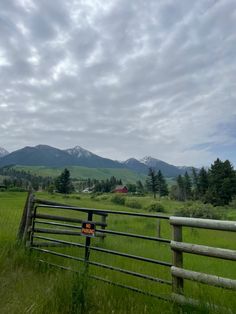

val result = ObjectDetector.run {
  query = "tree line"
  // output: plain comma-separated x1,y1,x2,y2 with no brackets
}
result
171,158,236,206
1,158,235,207
0,166,53,191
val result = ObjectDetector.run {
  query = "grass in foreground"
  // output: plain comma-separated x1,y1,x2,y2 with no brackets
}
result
0,191,236,313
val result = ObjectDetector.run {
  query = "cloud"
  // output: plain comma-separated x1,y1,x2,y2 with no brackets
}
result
0,0,236,167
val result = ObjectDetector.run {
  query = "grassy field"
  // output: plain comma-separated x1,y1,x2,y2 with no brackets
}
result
0,191,236,313
13,165,147,183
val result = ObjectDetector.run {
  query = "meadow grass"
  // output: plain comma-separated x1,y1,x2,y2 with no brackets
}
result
0,191,236,313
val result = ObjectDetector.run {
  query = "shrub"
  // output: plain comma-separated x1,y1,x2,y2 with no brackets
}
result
146,202,165,213
111,194,125,205
175,202,224,220
125,199,142,209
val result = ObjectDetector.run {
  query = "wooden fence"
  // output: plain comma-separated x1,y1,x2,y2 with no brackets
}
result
18,192,236,311
170,216,236,306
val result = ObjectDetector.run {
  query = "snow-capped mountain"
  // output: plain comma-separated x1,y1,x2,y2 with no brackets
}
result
0,144,193,177
123,156,191,177
0,147,9,158
0,144,123,169
65,145,123,168
139,156,186,177
65,146,92,158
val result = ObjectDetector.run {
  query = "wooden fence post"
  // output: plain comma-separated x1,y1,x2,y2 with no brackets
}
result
17,190,32,241
22,193,35,246
172,224,183,295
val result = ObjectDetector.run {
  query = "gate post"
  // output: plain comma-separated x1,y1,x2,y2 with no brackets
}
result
22,192,35,245
84,211,93,265
171,224,184,295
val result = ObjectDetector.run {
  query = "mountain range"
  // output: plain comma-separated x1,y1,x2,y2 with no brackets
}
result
0,145,193,177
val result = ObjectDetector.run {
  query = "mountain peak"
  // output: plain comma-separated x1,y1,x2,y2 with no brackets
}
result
123,157,139,164
66,146,93,158
140,156,161,165
0,147,9,158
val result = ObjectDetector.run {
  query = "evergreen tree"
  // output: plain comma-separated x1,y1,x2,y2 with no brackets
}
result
184,172,192,200
192,167,200,199
205,159,236,205
55,168,74,194
198,167,209,198
146,168,158,199
157,170,169,196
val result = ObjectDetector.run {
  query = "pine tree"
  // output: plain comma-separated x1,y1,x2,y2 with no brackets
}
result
184,172,192,200
157,170,169,196
205,159,236,205
198,167,209,198
192,167,200,199
55,168,74,194
146,168,158,199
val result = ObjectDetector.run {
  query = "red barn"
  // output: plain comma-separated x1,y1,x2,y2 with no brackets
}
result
113,185,128,193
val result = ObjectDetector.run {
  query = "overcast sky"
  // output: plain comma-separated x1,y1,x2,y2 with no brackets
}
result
0,0,236,166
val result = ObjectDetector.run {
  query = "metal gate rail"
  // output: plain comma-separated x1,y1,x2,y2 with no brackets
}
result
29,202,171,300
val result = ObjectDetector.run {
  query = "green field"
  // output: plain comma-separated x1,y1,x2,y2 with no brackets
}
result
1,192,236,313
14,165,147,183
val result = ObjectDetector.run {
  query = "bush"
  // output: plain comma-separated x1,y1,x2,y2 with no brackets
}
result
97,195,109,201
125,199,142,209
175,202,224,219
111,194,125,205
146,202,165,213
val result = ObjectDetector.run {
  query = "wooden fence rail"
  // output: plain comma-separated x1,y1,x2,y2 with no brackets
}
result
170,216,236,305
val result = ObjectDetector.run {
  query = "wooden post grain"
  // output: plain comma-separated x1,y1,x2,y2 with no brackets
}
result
22,193,35,245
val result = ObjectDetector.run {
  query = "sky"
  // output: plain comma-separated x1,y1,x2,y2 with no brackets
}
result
0,0,236,167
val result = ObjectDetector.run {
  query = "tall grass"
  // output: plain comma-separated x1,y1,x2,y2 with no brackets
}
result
0,191,236,313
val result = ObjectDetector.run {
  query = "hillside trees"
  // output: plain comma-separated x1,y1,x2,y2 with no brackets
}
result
173,158,236,206
146,168,168,198
0,166,53,191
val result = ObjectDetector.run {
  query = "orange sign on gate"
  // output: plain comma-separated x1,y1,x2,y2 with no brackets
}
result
81,221,96,237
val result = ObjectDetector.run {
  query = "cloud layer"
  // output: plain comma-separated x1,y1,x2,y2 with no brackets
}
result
0,0,236,166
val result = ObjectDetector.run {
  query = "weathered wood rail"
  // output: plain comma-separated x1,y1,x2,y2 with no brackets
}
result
170,216,236,307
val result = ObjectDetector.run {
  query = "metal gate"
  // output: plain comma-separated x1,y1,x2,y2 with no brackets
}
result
18,193,236,309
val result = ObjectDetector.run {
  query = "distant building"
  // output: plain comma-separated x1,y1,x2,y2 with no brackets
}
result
113,185,128,193
82,186,94,193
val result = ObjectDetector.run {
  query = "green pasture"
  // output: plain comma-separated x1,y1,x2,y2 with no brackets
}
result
14,165,147,183
0,191,236,313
